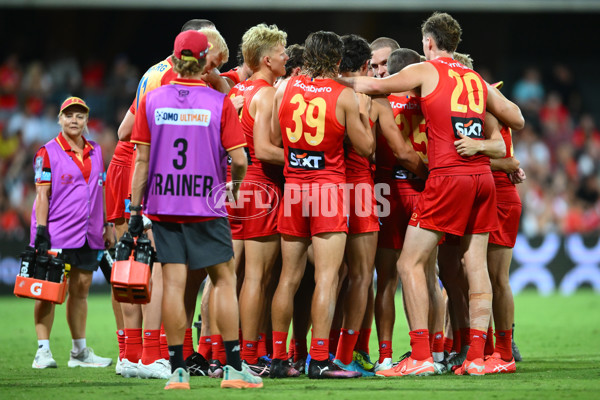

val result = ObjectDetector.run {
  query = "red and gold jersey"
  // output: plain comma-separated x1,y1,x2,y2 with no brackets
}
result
111,141,135,167
278,75,347,184
241,78,283,184
129,57,177,115
375,95,427,192
345,120,373,182
226,80,251,181
421,57,489,176
493,123,519,202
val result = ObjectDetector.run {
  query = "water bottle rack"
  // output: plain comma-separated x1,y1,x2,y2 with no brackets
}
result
111,256,152,304
14,274,68,304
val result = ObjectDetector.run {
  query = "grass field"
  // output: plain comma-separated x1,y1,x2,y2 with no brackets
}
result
1,290,599,399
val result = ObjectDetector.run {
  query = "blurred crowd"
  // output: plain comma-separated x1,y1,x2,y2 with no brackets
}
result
1,54,599,242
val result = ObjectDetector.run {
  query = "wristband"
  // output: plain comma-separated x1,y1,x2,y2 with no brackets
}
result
129,204,142,212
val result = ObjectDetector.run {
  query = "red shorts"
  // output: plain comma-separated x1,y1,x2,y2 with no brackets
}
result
278,183,347,238
105,162,131,222
489,201,522,248
347,180,379,235
231,180,281,239
410,174,498,236
377,186,420,249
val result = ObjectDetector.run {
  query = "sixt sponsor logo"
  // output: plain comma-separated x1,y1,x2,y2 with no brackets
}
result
154,107,211,126
452,116,484,139
288,147,325,170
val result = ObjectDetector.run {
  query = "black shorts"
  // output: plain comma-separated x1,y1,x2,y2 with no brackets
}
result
152,218,234,270
62,241,102,272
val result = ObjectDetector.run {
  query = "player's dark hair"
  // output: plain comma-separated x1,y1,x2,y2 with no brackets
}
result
340,34,371,73
181,19,216,32
284,44,304,78
370,37,400,52
421,12,462,53
387,48,422,75
303,31,343,78
236,42,244,67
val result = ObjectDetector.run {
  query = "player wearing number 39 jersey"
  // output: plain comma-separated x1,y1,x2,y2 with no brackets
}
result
270,31,374,380
342,12,524,377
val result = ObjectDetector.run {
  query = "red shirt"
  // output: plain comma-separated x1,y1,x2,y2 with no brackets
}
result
34,133,99,185
279,75,347,185
241,78,283,184
375,94,427,193
421,57,489,176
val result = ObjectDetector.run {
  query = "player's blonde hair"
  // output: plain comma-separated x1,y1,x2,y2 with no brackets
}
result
200,28,229,66
453,52,473,69
242,23,288,72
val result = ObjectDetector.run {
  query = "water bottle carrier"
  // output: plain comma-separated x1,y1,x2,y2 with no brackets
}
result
14,275,68,304
111,255,152,304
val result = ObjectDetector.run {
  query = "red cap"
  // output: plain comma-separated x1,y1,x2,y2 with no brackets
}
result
59,97,89,114
174,31,211,62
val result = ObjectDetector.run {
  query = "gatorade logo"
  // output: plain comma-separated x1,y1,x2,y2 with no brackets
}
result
30,282,43,296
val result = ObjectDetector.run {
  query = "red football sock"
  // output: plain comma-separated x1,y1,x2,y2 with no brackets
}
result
329,329,340,356
116,330,125,360
198,336,212,360
257,333,267,358
356,328,371,354
409,329,431,361
378,340,392,363
460,327,471,350
452,330,461,353
242,340,259,364
310,337,329,361
494,330,513,361
294,337,308,362
466,329,487,361
431,331,444,354
484,327,495,357
444,337,454,354
183,328,194,360
141,329,161,364
211,334,227,364
335,329,359,365
272,331,288,360
159,326,169,360
288,337,296,360
124,328,142,362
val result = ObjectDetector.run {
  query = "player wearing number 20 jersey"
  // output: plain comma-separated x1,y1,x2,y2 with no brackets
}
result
412,57,498,236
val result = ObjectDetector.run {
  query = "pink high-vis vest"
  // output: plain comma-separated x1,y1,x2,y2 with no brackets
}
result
30,138,104,249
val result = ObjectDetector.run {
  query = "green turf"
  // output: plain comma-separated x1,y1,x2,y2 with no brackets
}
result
1,290,599,399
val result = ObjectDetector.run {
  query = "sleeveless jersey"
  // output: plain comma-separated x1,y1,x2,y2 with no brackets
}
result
421,57,489,176
493,123,520,203
130,57,177,115
111,141,135,167
226,80,251,181
241,78,283,184
142,83,228,217
376,94,427,193
279,75,347,185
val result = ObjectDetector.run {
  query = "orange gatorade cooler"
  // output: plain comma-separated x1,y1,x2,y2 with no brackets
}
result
111,232,154,304
14,248,69,304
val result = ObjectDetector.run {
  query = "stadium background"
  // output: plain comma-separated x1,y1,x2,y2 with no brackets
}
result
1,1,600,295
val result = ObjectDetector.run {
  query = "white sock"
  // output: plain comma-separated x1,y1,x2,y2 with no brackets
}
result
432,351,444,362
38,340,50,351
72,338,87,355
